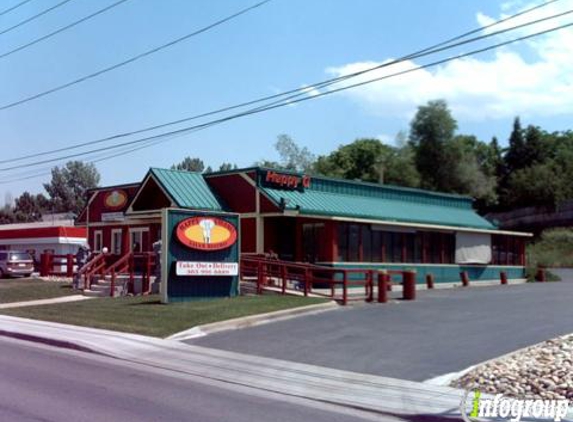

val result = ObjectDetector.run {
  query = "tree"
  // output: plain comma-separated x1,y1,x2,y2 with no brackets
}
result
504,117,529,173
43,161,100,215
409,99,458,191
275,134,315,173
449,135,497,208
218,162,238,172
171,157,205,172
314,138,420,187
0,204,14,224
13,192,49,222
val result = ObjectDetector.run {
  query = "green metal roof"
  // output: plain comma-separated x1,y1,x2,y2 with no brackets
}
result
150,168,223,211
260,185,496,230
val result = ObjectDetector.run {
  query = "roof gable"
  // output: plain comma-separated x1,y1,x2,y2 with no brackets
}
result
129,168,223,213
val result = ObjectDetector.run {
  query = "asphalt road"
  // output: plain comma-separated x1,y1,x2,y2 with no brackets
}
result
191,281,573,381
0,337,392,422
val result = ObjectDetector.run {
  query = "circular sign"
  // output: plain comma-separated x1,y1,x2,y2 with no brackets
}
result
104,190,128,210
176,217,237,251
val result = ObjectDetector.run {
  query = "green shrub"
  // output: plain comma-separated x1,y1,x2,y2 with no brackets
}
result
527,228,573,268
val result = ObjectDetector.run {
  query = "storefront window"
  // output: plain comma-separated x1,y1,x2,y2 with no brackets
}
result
361,226,372,262
348,224,360,261
337,224,348,262
335,223,457,264
492,235,524,265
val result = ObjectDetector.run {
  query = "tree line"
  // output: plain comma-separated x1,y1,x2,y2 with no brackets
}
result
3,98,569,223
0,161,100,223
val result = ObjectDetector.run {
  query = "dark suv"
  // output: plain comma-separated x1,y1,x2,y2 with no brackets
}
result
0,251,34,278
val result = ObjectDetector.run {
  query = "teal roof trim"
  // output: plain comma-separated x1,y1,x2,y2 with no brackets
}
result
261,187,496,230
149,168,223,211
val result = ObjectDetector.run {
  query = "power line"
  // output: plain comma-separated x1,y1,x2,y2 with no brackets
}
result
2,20,572,178
0,132,190,184
0,0,131,60
0,0,35,17
0,0,566,166
0,0,75,36
0,0,273,111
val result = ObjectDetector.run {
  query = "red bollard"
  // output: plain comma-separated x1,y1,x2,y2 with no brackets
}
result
460,271,470,287
535,268,546,282
402,270,416,300
378,271,388,303
366,270,374,302
500,271,508,285
39,253,50,276
426,273,434,289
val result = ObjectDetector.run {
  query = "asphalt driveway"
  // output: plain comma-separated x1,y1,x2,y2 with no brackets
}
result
189,281,573,381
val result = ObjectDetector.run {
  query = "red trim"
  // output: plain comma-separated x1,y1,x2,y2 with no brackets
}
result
0,226,86,240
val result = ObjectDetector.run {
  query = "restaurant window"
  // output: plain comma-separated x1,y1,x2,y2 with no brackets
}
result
93,230,103,252
111,229,122,255
385,232,402,263
414,232,423,263
492,235,524,266
348,224,360,262
337,223,348,261
372,229,382,262
361,225,372,262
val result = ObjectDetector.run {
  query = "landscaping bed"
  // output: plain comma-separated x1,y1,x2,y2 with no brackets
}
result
0,278,75,304
0,294,330,338
452,334,573,400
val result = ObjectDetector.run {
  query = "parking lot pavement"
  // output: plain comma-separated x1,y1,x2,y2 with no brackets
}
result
188,281,573,381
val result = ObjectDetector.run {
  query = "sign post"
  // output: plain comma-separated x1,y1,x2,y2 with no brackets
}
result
161,208,240,303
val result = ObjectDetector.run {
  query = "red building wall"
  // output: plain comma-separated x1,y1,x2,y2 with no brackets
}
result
205,174,256,213
77,185,139,224
240,218,256,254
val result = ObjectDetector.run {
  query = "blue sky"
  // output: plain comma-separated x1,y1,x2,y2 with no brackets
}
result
1,0,572,201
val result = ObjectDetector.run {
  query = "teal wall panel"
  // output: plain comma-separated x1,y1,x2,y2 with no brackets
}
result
326,262,525,284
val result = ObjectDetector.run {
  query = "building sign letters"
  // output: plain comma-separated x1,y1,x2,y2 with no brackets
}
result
265,170,311,189
175,261,239,276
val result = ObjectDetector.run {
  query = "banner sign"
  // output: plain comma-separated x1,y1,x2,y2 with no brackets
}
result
176,262,239,276
101,212,125,222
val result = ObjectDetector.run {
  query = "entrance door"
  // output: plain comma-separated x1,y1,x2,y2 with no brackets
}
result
302,223,325,263
130,228,149,252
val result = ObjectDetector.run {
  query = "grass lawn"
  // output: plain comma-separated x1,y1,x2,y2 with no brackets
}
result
0,278,75,304
0,294,330,338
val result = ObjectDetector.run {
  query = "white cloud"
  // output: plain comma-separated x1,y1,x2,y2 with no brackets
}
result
326,1,573,122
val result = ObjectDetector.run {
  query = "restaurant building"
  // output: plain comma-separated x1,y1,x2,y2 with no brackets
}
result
76,167,531,284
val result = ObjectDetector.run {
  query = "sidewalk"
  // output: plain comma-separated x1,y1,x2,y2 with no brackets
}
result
0,295,92,309
0,314,467,419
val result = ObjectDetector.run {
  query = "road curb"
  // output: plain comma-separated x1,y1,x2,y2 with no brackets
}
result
424,331,573,387
166,301,339,341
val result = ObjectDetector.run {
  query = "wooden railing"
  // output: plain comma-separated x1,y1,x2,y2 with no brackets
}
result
240,256,422,304
103,251,155,297
240,256,374,305
80,253,107,290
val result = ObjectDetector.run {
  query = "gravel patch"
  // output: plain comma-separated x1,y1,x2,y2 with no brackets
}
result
452,334,573,400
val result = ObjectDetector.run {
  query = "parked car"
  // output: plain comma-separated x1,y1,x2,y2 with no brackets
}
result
0,251,34,278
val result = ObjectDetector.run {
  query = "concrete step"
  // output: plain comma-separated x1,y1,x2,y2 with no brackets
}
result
91,284,114,292
83,285,125,297
82,289,106,298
